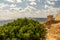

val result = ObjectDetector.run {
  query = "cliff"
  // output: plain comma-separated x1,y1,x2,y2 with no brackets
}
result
45,14,60,40
55,13,60,21
46,23,60,40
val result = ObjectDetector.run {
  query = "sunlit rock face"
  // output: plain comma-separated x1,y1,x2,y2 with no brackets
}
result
46,23,60,40
45,14,60,40
55,13,60,21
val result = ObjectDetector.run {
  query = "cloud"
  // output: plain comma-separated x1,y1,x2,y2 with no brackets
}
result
0,0,59,20
10,7,22,11
0,3,8,9
10,4,16,8
45,0,59,6
16,0,22,2
0,10,23,20
46,0,55,5
30,2,36,5
28,0,36,2
7,0,22,3
0,3,19,11
7,0,14,2
20,6,41,18
0,6,41,20
48,0,58,1
45,4,49,9
0,5,60,20
44,4,60,17
9,4,22,11
22,6,38,12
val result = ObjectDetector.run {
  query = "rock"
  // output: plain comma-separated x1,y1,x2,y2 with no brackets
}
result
46,23,60,40
45,13,60,40
55,13,60,21
41,14,60,40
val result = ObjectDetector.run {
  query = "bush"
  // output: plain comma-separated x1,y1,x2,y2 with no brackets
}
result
0,18,46,40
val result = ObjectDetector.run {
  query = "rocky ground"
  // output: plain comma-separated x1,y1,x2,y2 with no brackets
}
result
46,23,60,40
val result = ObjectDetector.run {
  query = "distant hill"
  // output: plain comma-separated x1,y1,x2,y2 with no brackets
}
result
0,20,13,26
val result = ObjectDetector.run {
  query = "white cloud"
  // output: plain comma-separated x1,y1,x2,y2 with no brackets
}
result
0,10,23,20
7,0,14,2
21,6,41,18
46,0,56,5
30,2,37,5
10,4,16,8
44,4,60,17
23,6,38,12
0,6,41,20
16,0,22,2
45,5,49,9
0,0,59,20
9,4,22,11
7,0,22,3
0,3,20,10
28,0,36,2
49,0,58,1
0,5,59,20
0,3,8,9
0,1,59,20
0,5,60,20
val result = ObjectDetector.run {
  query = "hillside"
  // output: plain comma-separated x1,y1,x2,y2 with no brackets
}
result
55,13,60,21
45,13,60,40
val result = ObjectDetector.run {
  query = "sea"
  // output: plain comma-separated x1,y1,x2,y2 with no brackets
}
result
0,18,46,26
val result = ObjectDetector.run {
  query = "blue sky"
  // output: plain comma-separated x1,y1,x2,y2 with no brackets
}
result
0,0,60,20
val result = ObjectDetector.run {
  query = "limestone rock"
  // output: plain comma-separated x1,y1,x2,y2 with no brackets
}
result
55,13,60,21
46,13,60,40
46,23,60,40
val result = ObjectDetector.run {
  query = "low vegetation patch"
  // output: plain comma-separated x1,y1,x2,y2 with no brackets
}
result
0,18,46,40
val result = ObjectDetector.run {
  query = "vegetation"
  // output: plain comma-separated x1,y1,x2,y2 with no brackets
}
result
0,18,46,40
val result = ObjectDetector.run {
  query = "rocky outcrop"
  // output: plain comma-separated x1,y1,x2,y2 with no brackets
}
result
46,23,60,40
55,13,60,21
45,14,60,40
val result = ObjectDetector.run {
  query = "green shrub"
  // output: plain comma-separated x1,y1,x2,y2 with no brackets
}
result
0,18,46,40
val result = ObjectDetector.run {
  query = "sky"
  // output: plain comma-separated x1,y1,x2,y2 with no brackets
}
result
0,0,60,20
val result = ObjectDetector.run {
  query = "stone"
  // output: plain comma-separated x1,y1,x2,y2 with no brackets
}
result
55,13,60,21
45,13,60,40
